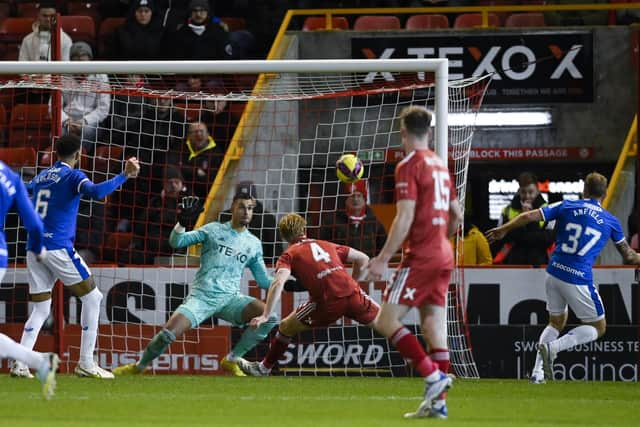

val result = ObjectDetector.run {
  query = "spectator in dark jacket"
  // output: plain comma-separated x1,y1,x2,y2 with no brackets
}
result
165,0,232,60
109,0,166,60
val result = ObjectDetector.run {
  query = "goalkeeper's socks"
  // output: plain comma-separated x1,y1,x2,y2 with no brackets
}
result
232,314,278,358
391,327,437,377
262,330,292,370
138,328,176,370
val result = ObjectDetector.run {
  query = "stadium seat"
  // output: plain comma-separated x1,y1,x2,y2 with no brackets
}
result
0,147,37,168
9,104,51,150
353,15,401,31
0,3,10,22
302,16,350,31
454,13,501,28
220,17,246,32
102,232,134,262
504,13,546,27
405,14,450,30
0,18,35,60
0,103,7,143
98,17,125,58
16,2,40,19
59,15,96,47
66,2,101,27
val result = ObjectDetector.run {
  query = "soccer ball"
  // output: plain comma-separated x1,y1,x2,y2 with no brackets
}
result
335,154,364,184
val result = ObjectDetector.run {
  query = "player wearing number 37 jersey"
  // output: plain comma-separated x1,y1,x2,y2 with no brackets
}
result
486,172,640,384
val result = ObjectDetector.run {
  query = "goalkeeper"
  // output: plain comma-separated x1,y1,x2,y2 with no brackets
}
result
113,192,278,376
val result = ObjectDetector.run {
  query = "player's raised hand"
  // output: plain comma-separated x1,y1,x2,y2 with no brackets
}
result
124,157,141,178
177,196,204,228
485,226,506,243
249,315,268,330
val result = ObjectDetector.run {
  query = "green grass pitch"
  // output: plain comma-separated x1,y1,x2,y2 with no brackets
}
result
0,376,638,427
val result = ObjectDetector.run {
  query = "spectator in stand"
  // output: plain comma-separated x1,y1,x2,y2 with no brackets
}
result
319,180,387,258
108,0,166,60
58,42,110,154
130,165,190,264
165,0,233,60
219,181,282,264
493,172,555,266
452,216,492,266
166,121,226,199
19,1,72,61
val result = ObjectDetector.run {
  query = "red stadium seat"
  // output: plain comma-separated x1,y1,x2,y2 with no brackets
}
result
302,16,350,31
0,17,35,60
405,14,450,30
102,231,134,262
0,3,10,22
98,17,125,58
59,15,96,47
504,13,547,27
220,17,246,32
16,2,40,19
66,2,101,27
454,13,501,28
9,104,51,150
0,147,37,168
93,144,123,174
353,15,401,31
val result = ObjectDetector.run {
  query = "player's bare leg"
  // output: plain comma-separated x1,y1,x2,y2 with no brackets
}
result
237,313,308,376
69,279,113,379
223,299,278,377
114,312,191,375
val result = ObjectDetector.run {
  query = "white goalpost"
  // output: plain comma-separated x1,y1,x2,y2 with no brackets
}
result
0,59,490,378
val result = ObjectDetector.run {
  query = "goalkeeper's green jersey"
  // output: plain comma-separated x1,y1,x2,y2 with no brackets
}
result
169,221,272,296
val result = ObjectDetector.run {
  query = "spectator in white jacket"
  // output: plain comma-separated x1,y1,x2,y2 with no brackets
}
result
19,1,72,61
59,42,110,154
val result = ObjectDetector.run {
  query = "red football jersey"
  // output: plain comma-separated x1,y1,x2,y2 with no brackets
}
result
394,149,456,269
276,238,359,302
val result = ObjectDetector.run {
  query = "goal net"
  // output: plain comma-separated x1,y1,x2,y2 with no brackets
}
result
0,60,490,378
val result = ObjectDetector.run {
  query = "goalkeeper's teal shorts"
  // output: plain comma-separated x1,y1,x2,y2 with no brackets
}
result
175,290,256,328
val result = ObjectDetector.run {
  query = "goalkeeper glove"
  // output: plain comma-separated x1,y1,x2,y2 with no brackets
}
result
284,279,306,292
177,196,204,229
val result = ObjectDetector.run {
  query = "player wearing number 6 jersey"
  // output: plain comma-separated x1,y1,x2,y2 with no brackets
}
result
11,135,140,379
235,213,379,376
366,106,461,419
486,172,640,384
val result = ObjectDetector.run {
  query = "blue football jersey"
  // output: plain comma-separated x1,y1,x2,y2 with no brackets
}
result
29,161,88,250
541,199,624,285
0,161,44,267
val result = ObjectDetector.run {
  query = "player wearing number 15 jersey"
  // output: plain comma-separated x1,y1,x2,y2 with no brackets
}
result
367,106,461,419
486,172,640,384
235,213,379,377
11,135,140,379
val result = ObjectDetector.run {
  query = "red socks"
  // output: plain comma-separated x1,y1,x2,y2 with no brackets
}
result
430,348,450,374
390,327,438,377
262,331,292,370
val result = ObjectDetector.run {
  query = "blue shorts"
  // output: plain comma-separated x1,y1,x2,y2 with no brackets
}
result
175,290,256,328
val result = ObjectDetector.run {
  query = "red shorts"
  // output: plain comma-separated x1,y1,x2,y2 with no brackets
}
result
383,265,452,307
295,289,380,327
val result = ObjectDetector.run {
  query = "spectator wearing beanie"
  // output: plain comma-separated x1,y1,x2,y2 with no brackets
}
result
164,0,232,60
108,0,166,60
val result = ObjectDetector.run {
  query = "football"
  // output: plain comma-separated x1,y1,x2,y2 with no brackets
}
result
335,154,364,184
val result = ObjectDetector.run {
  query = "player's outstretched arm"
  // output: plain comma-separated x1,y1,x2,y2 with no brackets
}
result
251,268,291,329
486,209,543,244
80,157,140,200
615,240,640,265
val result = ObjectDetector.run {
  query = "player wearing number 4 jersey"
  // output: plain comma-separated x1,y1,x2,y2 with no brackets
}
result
235,213,379,377
11,135,140,379
487,172,640,384
367,106,461,419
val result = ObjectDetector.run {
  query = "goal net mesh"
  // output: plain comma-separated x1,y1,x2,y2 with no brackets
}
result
0,68,491,378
